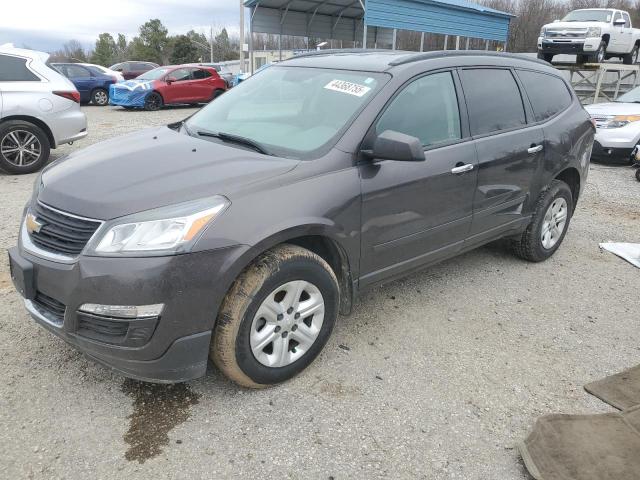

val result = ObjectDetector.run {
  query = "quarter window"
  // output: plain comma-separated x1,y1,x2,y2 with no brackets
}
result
459,68,526,136
192,69,212,80
517,70,572,122
0,54,39,81
66,65,91,78
376,71,461,147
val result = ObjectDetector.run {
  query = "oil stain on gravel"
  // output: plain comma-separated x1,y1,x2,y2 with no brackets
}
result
122,379,200,463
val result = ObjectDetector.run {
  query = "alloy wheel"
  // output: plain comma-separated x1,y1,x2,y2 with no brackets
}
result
0,129,42,167
250,280,325,367
94,90,108,105
541,198,568,250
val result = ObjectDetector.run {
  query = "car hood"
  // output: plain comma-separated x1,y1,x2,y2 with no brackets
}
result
39,127,299,220
111,79,155,92
584,102,640,116
544,21,606,30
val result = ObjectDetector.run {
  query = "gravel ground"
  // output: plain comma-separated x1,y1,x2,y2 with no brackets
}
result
1,105,639,479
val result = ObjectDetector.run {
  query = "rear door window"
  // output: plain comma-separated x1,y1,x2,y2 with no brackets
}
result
459,68,526,136
192,68,212,80
0,54,40,81
65,65,91,78
517,70,572,122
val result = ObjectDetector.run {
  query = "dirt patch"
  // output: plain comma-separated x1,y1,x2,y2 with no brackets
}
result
122,379,200,463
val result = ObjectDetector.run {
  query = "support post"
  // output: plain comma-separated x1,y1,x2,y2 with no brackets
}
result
420,31,425,52
455,35,460,50
485,39,489,50
363,22,368,49
465,37,469,50
249,7,255,74
444,34,448,50
239,0,245,73
392,28,397,50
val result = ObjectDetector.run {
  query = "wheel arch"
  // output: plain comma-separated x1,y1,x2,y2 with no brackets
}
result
554,167,581,210
0,115,56,148
218,226,356,319
602,34,610,46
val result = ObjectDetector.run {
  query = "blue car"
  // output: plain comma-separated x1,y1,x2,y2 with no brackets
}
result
52,63,119,106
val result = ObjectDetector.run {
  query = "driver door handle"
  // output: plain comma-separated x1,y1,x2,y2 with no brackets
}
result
451,163,474,174
528,144,544,154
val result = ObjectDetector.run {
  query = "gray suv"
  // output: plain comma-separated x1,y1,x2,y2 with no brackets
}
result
8,51,593,386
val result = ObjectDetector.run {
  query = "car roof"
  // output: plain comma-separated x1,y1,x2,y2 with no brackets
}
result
281,49,551,73
0,43,49,62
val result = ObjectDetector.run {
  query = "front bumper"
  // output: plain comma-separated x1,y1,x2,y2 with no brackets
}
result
8,242,248,383
538,37,601,55
591,141,633,164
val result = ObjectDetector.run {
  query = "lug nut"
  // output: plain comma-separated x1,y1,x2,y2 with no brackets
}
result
287,307,293,314
274,326,281,333
294,313,300,319
291,324,298,331
282,331,288,338
277,314,283,321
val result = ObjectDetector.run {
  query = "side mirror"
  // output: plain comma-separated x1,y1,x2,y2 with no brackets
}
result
166,76,176,84
614,18,626,26
363,130,425,162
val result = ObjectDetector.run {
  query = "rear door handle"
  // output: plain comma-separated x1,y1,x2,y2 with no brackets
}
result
528,145,544,154
451,163,474,174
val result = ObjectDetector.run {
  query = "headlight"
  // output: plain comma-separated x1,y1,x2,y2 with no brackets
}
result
87,195,230,256
586,27,601,37
540,27,546,37
600,114,640,129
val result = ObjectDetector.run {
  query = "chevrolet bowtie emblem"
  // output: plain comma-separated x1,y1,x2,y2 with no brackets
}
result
26,213,44,234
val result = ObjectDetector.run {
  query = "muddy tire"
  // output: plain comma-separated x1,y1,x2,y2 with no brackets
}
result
510,180,573,262
211,244,339,388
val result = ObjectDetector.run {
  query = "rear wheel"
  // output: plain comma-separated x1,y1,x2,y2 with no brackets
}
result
211,244,339,388
636,168,640,182
91,88,109,106
143,92,163,111
510,180,573,262
623,44,639,64
0,120,50,174
210,89,225,102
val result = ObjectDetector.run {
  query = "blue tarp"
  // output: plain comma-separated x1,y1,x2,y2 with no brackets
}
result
109,79,155,107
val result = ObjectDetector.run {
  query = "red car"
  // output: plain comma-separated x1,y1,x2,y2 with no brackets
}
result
109,65,227,111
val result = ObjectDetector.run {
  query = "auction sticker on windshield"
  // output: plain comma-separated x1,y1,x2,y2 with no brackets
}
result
324,80,371,97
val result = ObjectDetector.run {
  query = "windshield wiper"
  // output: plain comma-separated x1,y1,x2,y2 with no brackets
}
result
196,130,272,155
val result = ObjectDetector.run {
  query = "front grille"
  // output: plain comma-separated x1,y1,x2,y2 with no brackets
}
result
546,29,587,39
33,291,66,324
29,203,101,256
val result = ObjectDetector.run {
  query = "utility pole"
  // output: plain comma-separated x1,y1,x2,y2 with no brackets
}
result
239,0,245,73
210,26,214,62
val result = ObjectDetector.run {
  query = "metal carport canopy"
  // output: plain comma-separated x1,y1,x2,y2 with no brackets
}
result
243,0,513,44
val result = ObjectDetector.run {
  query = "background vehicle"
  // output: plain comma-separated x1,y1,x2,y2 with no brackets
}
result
585,85,640,164
9,51,592,386
0,44,87,174
85,63,124,83
232,62,272,86
192,63,233,87
538,8,640,64
108,61,159,80
109,65,227,111
52,63,119,106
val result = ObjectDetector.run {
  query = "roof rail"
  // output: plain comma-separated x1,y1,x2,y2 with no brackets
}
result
388,50,551,67
289,48,403,60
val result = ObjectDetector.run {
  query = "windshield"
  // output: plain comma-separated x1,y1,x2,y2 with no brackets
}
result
138,67,171,80
616,86,640,103
185,66,388,159
562,9,612,22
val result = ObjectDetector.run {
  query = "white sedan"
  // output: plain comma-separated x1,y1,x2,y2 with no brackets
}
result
585,87,640,164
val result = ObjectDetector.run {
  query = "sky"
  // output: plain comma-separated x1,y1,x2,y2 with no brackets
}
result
0,0,242,52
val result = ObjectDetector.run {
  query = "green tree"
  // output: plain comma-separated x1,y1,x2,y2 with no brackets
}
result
115,33,129,63
130,19,169,64
213,28,234,61
169,35,199,64
62,40,88,62
186,30,210,61
91,33,117,66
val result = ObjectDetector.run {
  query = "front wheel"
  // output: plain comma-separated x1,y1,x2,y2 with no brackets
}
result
635,168,640,182
211,244,339,388
510,180,573,262
592,42,607,63
0,120,51,174
537,52,554,63
143,92,163,111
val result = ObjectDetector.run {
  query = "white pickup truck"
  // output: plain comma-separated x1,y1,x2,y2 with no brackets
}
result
537,8,640,64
